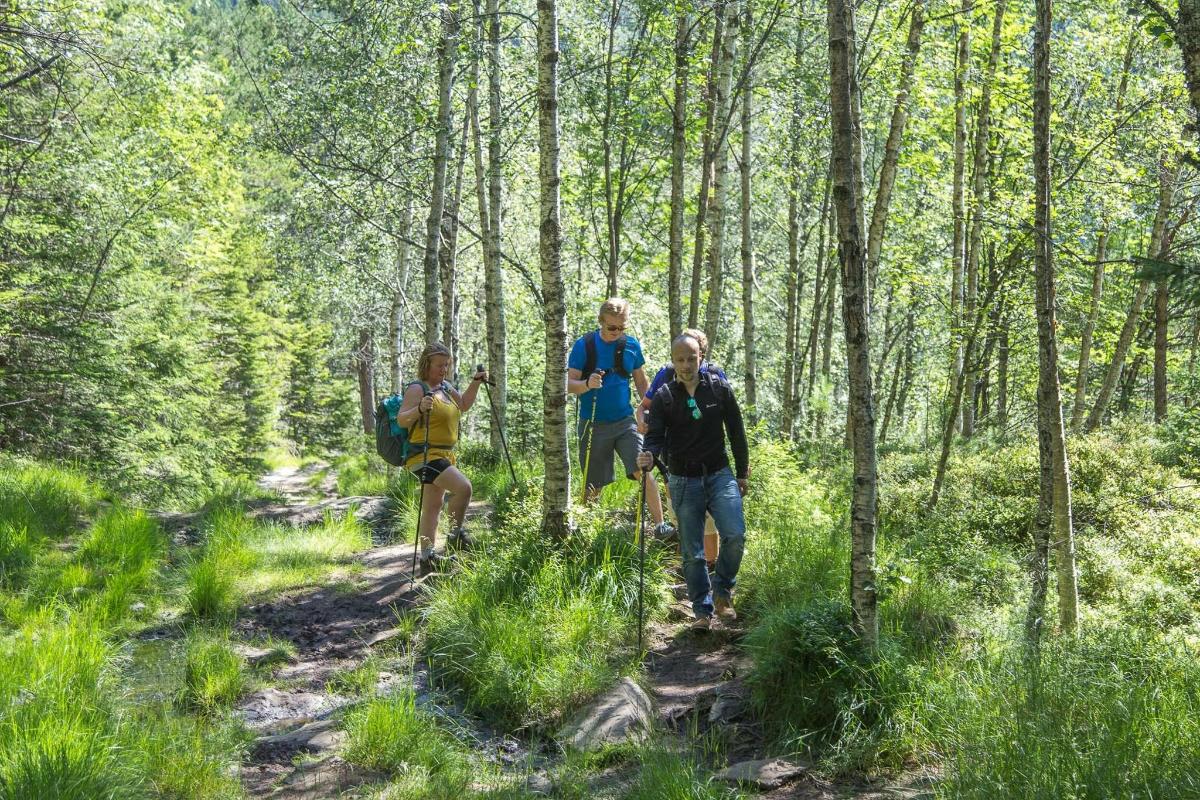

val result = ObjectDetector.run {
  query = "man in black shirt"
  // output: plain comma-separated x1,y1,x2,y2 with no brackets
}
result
638,333,749,630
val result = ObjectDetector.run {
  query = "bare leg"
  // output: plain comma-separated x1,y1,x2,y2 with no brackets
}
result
419,484,445,551
433,466,473,528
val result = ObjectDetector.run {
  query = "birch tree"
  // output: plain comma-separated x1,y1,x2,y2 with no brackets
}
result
1028,0,1078,642
538,0,569,539
828,0,878,648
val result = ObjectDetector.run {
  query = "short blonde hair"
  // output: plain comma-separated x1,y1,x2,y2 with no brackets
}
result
598,298,630,322
682,327,708,356
417,342,452,382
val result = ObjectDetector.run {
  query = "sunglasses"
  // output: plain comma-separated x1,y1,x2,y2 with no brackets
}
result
685,396,702,420
603,324,626,333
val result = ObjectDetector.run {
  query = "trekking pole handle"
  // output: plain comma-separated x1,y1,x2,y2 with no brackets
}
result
473,364,496,386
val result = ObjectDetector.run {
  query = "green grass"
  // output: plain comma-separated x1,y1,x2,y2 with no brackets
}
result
936,626,1200,799
423,483,669,729
332,452,394,497
326,656,382,696
181,633,246,712
184,505,371,620
240,508,372,595
344,690,470,781
0,615,246,799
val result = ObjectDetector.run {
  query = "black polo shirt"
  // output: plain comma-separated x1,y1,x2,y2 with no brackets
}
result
644,373,749,479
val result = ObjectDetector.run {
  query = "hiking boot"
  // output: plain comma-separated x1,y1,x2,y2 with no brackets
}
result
418,552,451,577
447,526,475,552
691,614,712,632
652,522,678,543
714,595,737,623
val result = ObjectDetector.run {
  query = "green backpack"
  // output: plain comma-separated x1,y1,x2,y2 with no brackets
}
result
374,381,431,466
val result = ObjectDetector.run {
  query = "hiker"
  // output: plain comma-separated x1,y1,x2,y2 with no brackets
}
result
568,298,673,537
395,343,488,576
638,332,749,630
636,327,725,557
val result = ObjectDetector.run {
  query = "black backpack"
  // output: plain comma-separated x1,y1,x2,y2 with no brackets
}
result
581,330,630,379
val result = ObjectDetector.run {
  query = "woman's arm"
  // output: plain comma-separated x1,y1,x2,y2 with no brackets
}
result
397,383,431,427
457,368,488,411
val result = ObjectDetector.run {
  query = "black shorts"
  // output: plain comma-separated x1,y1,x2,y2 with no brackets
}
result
410,458,452,485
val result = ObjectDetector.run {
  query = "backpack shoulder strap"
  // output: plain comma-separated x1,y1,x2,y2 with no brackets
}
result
582,330,599,378
613,335,629,378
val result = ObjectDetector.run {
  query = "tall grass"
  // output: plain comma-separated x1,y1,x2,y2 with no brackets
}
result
0,459,100,542
184,505,372,618
181,633,246,712
0,615,245,799
344,690,470,785
937,626,1200,799
423,487,668,729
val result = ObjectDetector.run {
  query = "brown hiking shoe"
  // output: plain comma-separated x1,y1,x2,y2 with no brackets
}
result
714,595,737,622
691,614,712,632
447,526,475,552
419,552,451,577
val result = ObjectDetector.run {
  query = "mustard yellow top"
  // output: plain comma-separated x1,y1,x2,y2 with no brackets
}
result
405,388,461,468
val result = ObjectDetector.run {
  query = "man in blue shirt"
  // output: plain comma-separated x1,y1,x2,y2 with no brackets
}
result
568,298,671,535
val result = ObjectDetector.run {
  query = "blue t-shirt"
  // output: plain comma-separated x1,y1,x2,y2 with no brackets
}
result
568,332,645,423
644,362,727,399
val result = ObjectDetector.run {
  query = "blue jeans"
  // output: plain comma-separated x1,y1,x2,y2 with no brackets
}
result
667,468,745,617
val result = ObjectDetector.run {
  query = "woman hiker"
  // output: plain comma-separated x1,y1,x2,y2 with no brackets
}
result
396,342,488,576
638,332,749,630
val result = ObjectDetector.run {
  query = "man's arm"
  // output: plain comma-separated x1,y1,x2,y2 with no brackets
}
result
722,386,750,481
643,389,668,457
568,367,603,395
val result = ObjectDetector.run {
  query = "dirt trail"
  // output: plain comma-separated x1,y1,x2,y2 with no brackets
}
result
238,464,506,798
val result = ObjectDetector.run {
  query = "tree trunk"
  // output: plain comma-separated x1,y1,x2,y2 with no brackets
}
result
865,0,925,298
739,3,756,413
962,0,1007,438
828,0,878,649
1071,231,1108,431
668,8,691,340
996,313,1009,430
816,212,838,437
356,330,375,435
1070,27,1132,432
894,307,917,435
392,199,414,394
783,24,811,438
689,7,725,328
1084,158,1178,431
949,3,969,433
441,118,468,373
1154,280,1169,422
805,176,832,415
423,1,460,344
1175,1,1200,132
538,0,569,540
602,0,621,296
1028,0,1077,643
704,0,740,353
470,0,508,449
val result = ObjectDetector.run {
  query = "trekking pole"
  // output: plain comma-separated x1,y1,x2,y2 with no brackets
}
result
410,394,433,581
636,461,648,653
580,376,601,504
476,364,517,486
